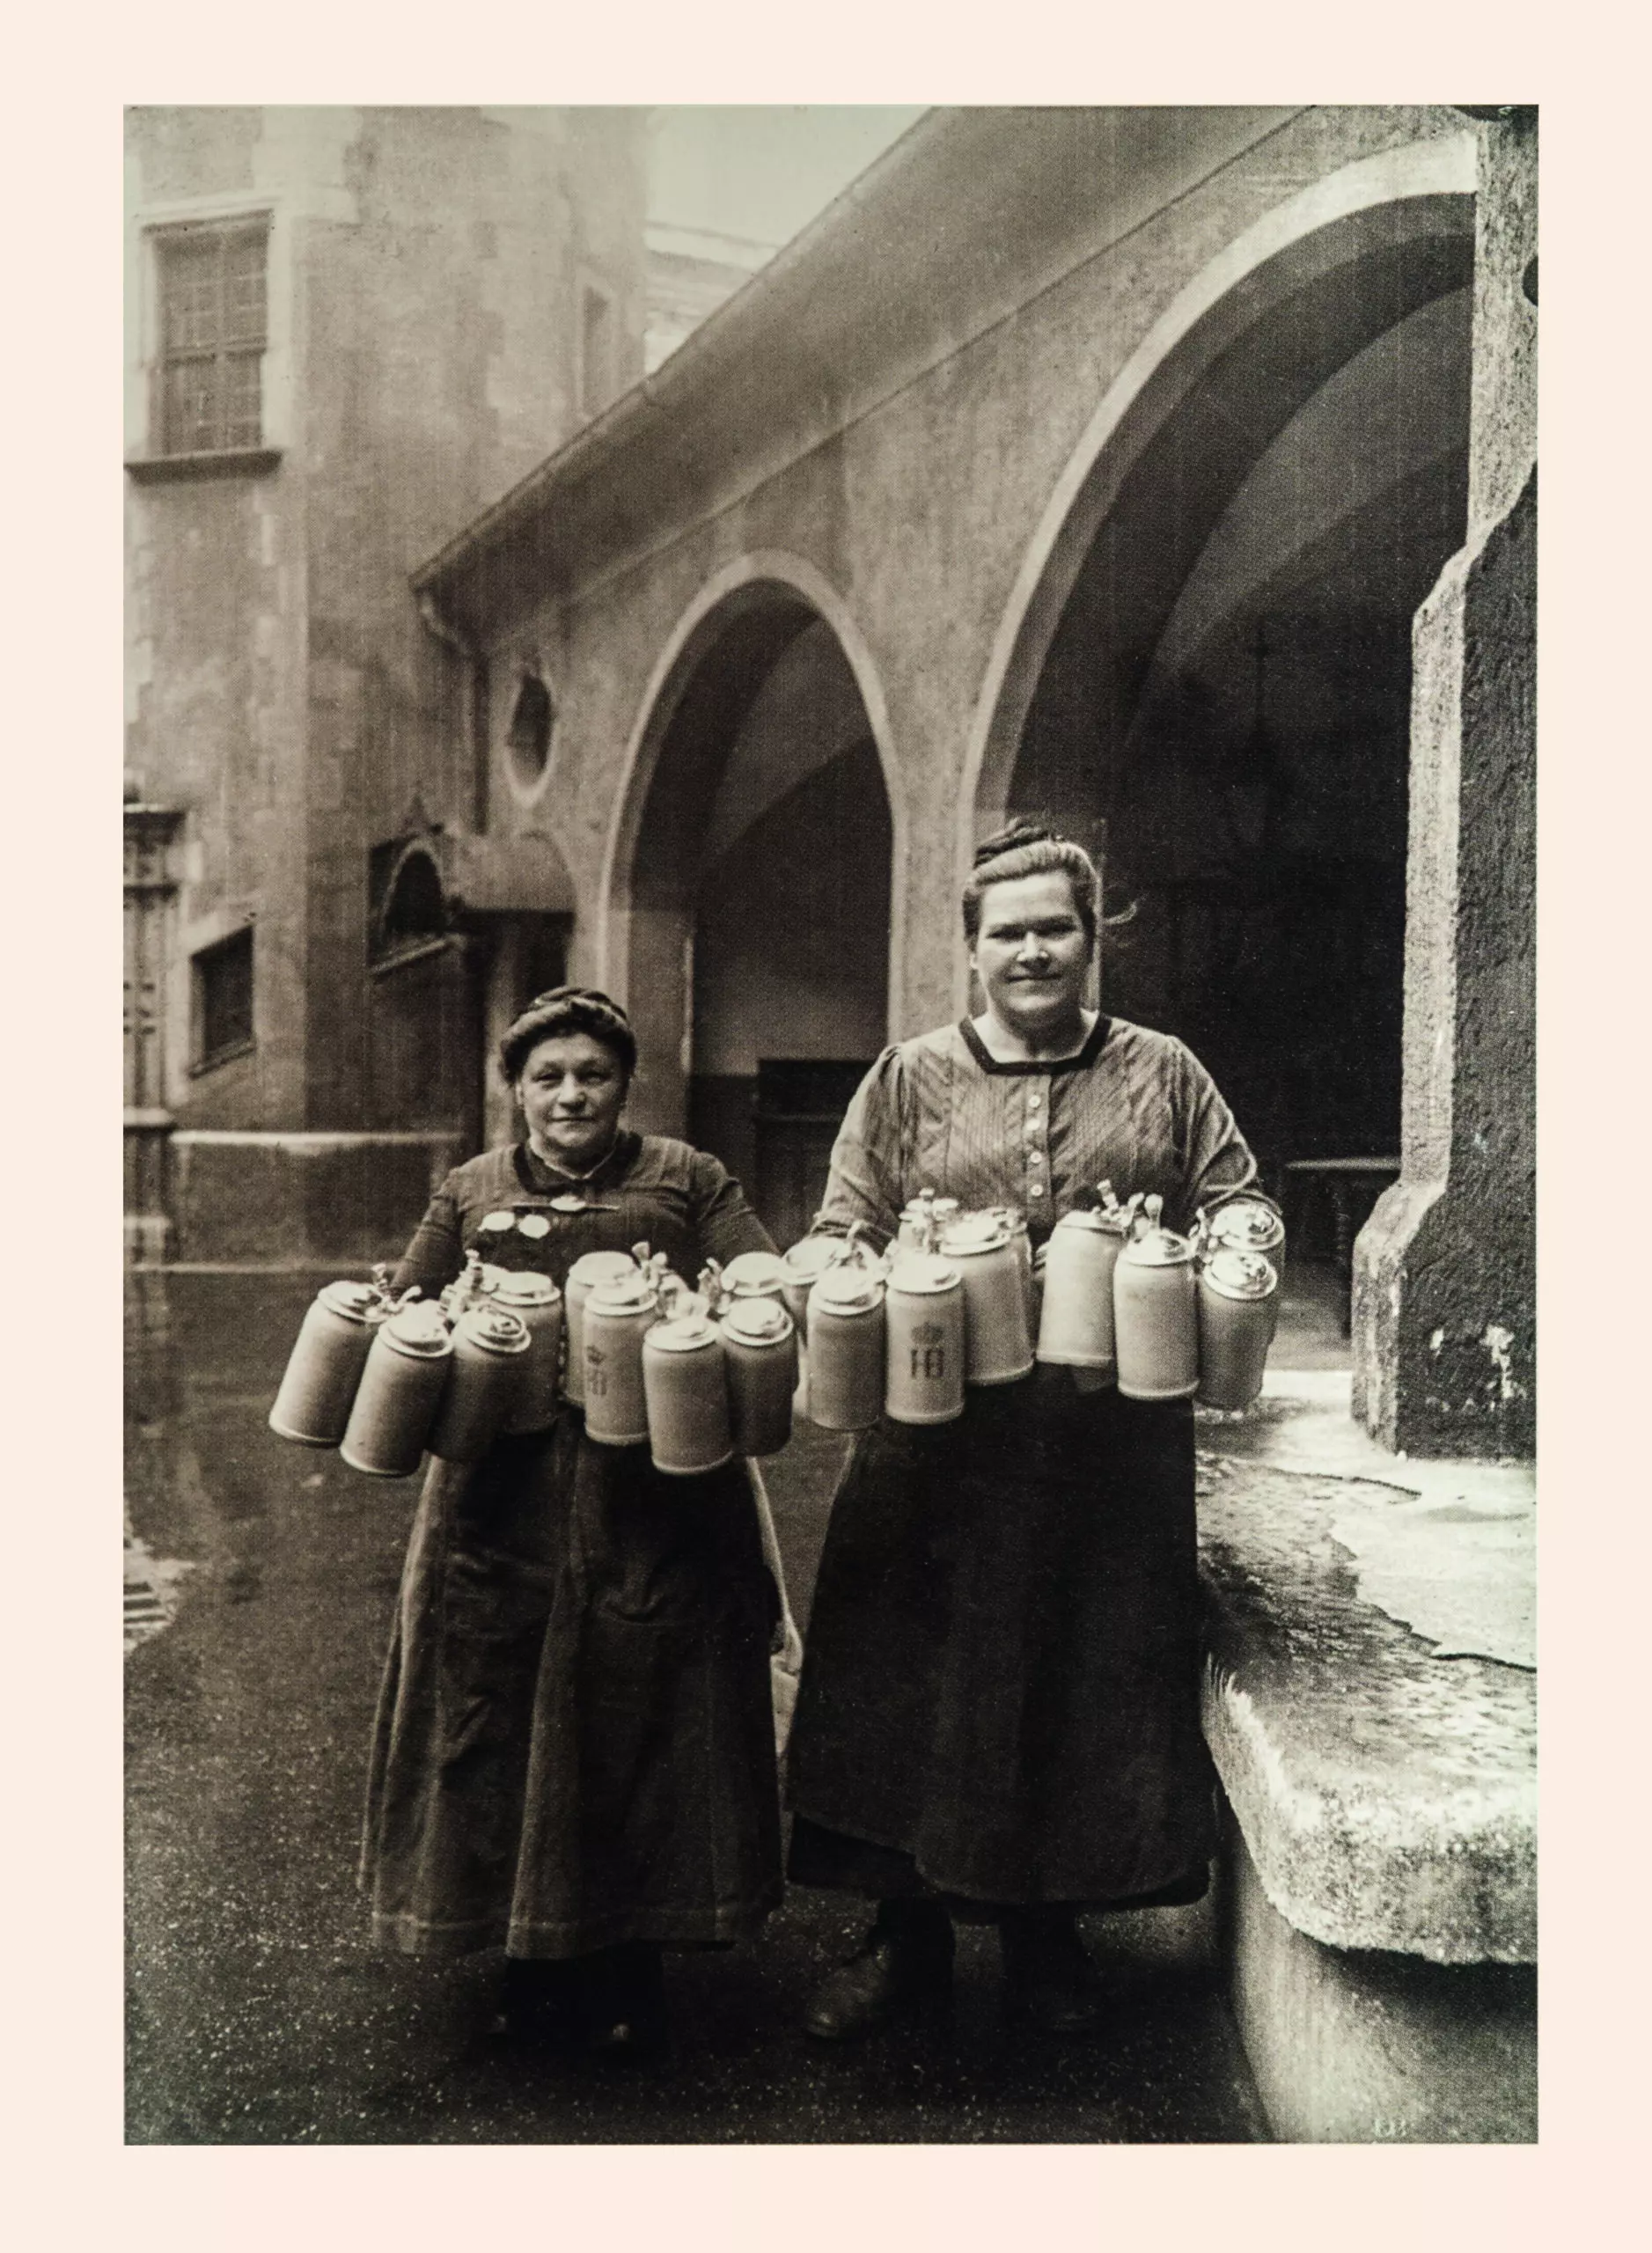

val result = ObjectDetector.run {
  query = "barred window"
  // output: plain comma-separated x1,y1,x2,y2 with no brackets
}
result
155,220,268,455
193,928,254,1069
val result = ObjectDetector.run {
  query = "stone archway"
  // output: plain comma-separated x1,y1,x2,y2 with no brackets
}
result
967,146,1479,1347
603,561,898,1240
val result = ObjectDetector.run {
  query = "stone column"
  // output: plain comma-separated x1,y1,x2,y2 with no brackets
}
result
1353,112,1537,1457
124,798,184,1266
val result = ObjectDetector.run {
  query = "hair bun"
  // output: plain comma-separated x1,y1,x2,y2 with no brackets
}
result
972,820,1061,870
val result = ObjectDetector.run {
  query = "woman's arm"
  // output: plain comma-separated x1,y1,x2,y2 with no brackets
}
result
1172,1041,1259,1223
813,1047,907,1249
688,1151,777,1269
389,1175,466,1300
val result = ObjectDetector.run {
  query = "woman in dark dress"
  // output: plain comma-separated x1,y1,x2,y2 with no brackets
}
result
360,988,782,2054
785,826,1258,2039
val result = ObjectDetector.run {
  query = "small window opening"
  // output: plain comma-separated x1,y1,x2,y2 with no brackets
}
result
506,671,554,793
382,849,447,946
193,927,254,1069
579,283,613,419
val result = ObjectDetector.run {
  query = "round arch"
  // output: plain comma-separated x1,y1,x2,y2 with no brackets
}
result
600,549,904,1006
598,551,904,1155
955,133,1480,1008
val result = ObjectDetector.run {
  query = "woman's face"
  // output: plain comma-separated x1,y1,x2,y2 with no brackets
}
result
516,1031,629,1167
970,870,1091,1032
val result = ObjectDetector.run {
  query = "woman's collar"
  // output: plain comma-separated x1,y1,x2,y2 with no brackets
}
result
516,1129,640,1192
958,1014,1110,1075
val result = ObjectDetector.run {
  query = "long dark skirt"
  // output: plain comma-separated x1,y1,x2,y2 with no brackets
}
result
785,1369,1215,1908
361,1413,782,1959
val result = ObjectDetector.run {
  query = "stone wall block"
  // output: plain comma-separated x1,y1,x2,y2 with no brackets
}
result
1355,470,1535,1456
1225,1815,1536,2143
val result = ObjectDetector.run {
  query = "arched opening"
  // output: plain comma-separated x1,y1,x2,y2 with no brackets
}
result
983,185,1476,1342
620,585,892,1243
378,844,446,950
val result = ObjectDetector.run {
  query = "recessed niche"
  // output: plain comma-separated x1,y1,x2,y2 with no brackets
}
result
506,670,554,793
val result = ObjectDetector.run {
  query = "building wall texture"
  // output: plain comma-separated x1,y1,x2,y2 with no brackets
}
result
124,106,647,1204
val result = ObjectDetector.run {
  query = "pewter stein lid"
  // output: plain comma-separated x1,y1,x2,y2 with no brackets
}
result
384,1302,454,1356
567,1251,636,1290
1201,1248,1277,1300
1120,1222,1193,1268
493,1271,560,1309
647,1312,721,1354
939,1213,1009,1257
721,1299,795,1346
1205,1195,1285,1251
585,1270,660,1317
889,1253,963,1296
810,1267,885,1316
454,1304,531,1353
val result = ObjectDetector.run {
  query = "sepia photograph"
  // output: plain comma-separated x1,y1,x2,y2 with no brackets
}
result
121,93,1537,2151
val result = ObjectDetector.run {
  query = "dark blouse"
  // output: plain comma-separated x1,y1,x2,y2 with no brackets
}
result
391,1131,774,1301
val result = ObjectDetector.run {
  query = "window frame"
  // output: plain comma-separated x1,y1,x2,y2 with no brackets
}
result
189,924,256,1075
127,190,290,476
151,215,271,458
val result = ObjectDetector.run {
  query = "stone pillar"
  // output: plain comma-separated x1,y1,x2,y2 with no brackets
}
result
124,799,184,1266
1353,113,1536,1458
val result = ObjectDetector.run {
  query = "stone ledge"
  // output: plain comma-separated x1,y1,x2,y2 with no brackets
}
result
125,448,283,484
1196,1383,1534,1966
1224,1810,1536,2142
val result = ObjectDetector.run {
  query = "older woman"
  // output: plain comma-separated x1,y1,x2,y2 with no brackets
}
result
785,825,1257,2040
360,987,782,2055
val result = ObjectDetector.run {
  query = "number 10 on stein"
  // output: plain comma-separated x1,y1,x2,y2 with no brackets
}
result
884,1254,966,1426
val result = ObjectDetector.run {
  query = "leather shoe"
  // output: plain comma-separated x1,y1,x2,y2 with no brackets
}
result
804,1919,954,2042
1000,1912,1105,2037
582,1943,667,2062
490,1956,584,2049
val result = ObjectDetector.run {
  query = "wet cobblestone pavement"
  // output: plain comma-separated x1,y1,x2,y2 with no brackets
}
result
125,1270,1268,2144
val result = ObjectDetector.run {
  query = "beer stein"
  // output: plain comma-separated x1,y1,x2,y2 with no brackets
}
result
582,1271,662,1445
491,1270,564,1434
781,1235,846,1338
805,1266,887,1432
719,1298,797,1457
340,1300,455,1478
269,1278,380,1447
643,1313,733,1476
990,1206,1035,1321
428,1303,532,1463
939,1212,1034,1384
1113,1198,1199,1401
897,1190,943,1253
720,1249,789,1305
1196,1248,1278,1412
1200,1192,1287,1340
884,1253,966,1425
562,1250,638,1405
1036,1206,1130,1373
